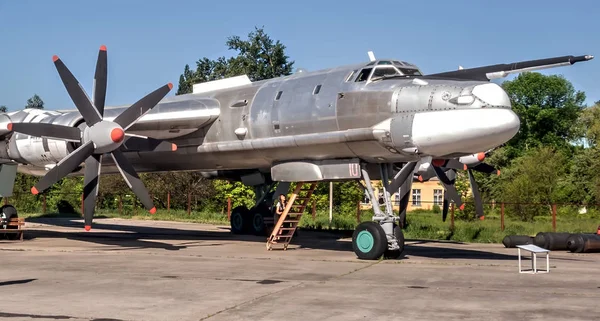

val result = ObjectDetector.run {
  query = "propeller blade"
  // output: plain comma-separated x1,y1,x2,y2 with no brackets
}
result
442,198,449,222
83,154,101,231
52,56,102,127
432,166,464,210
93,45,107,116
467,169,485,219
8,122,81,142
113,83,173,131
387,161,417,194
32,141,94,194
471,162,500,175
120,136,177,152
111,149,156,214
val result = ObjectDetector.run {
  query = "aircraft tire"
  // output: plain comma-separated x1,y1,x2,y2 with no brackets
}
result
384,223,405,259
1,205,18,240
250,209,267,236
352,221,387,260
230,206,250,234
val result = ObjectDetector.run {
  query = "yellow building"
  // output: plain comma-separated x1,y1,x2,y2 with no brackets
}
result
360,177,445,212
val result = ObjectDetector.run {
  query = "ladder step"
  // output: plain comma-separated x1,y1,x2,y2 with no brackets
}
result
280,228,296,230
284,220,299,223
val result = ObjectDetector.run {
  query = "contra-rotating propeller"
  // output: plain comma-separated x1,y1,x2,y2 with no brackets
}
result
416,153,500,222
7,45,174,231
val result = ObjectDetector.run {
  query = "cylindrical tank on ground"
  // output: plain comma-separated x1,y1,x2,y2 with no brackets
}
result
534,232,572,250
502,235,534,248
567,234,600,253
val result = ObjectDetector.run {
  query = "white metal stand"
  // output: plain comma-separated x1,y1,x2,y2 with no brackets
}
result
517,244,550,274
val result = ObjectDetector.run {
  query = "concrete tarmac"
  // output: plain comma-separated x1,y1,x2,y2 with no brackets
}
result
1,217,599,321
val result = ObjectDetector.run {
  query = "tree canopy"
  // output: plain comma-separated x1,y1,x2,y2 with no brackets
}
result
25,94,44,109
176,27,294,95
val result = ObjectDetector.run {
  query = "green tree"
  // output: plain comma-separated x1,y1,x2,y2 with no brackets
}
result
501,72,586,158
176,27,294,95
493,146,569,221
25,94,44,109
0,105,7,113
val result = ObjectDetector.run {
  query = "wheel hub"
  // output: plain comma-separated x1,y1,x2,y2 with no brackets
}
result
356,230,374,253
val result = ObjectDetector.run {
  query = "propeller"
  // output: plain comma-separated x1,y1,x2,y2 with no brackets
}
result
416,153,500,221
7,45,174,231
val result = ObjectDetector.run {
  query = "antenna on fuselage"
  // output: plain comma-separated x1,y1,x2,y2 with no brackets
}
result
458,65,464,70
368,51,376,62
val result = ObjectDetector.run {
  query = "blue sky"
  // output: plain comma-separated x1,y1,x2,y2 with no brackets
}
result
0,0,598,111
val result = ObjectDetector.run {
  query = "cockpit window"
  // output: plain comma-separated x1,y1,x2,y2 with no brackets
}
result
398,68,422,76
372,66,400,78
355,68,373,82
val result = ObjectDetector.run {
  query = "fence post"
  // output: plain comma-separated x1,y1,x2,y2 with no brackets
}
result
187,192,191,215
43,194,47,213
356,199,361,223
167,191,170,213
4,197,7,205
227,197,231,220
450,203,455,230
81,193,84,217
501,202,505,231
312,199,316,220
118,195,122,215
552,204,557,232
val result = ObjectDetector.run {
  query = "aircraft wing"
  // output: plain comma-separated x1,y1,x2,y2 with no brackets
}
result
427,54,593,81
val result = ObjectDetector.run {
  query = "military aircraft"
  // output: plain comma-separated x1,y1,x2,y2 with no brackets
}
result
0,45,593,259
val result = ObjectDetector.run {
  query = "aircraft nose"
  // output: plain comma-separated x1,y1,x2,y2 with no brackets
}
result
471,83,511,108
409,108,520,156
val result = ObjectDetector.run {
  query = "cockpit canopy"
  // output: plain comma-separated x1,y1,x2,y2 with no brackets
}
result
352,59,423,82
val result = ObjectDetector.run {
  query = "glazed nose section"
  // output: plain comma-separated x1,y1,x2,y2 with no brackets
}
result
410,108,520,156
471,83,511,108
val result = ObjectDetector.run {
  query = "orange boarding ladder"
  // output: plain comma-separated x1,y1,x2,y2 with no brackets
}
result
266,182,317,251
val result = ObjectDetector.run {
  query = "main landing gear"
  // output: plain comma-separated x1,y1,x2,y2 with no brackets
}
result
230,182,291,236
0,203,19,240
352,163,413,260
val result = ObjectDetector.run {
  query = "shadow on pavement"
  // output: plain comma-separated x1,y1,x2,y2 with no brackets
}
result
15,217,547,261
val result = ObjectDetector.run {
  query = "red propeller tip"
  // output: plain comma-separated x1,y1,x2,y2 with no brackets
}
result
6,123,12,131
31,187,39,195
496,170,501,176
84,225,91,231
167,83,173,90
477,152,486,162
52,55,59,62
459,204,465,211
479,216,485,221
463,164,467,171
149,207,156,214
110,128,124,143
418,175,423,182
171,144,177,151
100,45,107,51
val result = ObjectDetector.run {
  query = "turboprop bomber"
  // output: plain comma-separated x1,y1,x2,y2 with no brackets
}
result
0,45,593,259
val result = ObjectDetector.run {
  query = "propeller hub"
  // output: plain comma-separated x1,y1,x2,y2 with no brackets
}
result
110,128,124,143
84,120,126,154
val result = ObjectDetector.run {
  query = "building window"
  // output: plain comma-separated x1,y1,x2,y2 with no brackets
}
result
412,189,421,206
433,189,443,206
275,91,283,100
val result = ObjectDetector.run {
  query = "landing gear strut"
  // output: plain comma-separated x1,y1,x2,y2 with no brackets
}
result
352,163,411,260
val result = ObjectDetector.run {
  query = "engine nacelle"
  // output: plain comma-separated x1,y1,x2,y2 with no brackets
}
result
1,109,80,168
